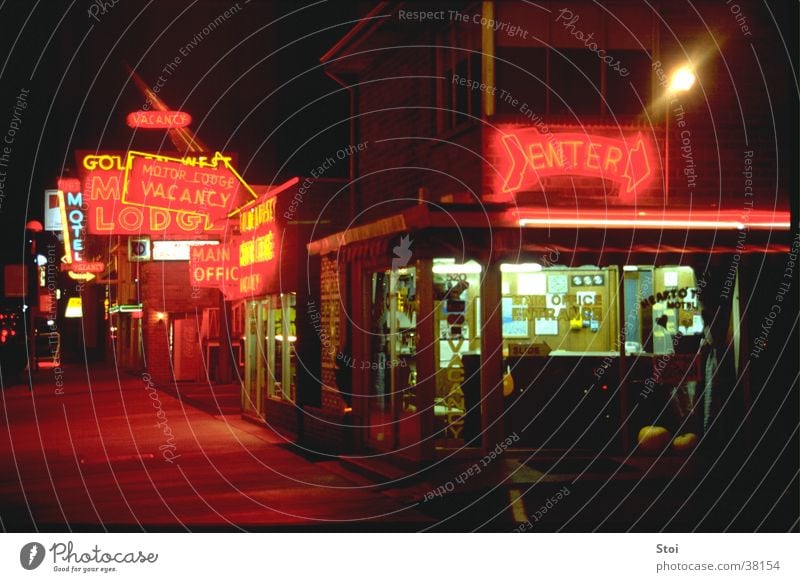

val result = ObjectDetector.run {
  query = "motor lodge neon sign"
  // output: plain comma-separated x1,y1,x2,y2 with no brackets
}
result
123,151,256,224
78,152,252,235
496,128,655,201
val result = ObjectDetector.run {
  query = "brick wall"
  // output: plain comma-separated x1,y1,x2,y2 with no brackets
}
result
350,20,483,222
299,406,352,454
654,0,793,213
140,261,218,383
336,1,793,216
264,398,299,439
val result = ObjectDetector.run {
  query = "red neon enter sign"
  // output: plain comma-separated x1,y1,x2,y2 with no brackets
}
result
496,128,655,200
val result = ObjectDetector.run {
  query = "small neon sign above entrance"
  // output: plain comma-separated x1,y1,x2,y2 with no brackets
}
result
496,128,655,200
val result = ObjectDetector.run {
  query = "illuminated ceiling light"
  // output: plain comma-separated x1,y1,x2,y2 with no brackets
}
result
36,254,47,266
500,263,543,273
65,297,83,318
432,262,483,274
517,218,789,230
275,334,297,342
623,266,639,272
108,304,142,314
668,66,696,93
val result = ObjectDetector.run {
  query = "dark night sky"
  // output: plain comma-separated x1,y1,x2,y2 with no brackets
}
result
0,0,367,264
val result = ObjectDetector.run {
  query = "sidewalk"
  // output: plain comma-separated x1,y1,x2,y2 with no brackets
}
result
156,378,241,416
0,364,431,531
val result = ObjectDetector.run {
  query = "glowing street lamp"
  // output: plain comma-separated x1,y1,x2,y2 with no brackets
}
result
665,65,696,204
668,67,696,93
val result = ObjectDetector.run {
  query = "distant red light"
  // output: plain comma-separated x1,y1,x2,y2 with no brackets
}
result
601,385,608,391
126,110,192,129
57,178,81,193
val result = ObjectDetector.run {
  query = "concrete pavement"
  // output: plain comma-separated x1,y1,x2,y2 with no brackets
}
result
0,364,430,531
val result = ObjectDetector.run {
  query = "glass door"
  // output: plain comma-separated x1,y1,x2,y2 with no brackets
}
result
432,259,483,449
366,267,418,449
243,299,266,418
268,292,297,402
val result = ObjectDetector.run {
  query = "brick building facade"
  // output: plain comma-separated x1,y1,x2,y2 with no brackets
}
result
308,1,795,463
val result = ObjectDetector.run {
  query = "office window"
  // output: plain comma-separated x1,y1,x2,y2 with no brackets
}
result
437,25,481,132
493,47,651,117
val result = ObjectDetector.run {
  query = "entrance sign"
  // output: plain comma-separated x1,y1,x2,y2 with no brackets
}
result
126,110,192,129
496,128,654,200
122,151,256,223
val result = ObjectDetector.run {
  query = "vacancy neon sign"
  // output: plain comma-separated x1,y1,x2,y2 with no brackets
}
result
122,151,257,226
126,110,192,129
496,128,654,200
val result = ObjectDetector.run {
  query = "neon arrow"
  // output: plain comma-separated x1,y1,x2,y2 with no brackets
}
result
68,272,95,282
622,135,652,197
496,128,656,199
500,133,530,193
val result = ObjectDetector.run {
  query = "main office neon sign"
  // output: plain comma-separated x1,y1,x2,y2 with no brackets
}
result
496,128,655,200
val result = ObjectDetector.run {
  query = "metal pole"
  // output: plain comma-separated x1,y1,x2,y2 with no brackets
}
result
665,96,670,206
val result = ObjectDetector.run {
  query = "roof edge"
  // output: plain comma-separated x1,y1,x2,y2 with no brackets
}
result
320,1,393,65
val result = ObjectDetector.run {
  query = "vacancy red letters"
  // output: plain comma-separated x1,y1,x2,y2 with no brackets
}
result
124,154,242,222
126,110,192,129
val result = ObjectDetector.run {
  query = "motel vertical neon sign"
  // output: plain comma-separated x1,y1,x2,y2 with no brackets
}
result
57,178,86,264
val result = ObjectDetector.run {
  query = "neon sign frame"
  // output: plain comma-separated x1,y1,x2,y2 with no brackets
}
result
121,150,257,225
126,110,192,129
495,128,655,201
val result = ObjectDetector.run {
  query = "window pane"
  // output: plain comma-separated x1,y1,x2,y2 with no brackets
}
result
500,265,617,353
625,266,706,453
494,47,546,115
433,259,482,448
606,50,651,116
550,49,601,115
500,264,619,448
455,58,470,124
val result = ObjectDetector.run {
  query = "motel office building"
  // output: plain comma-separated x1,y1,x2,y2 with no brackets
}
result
301,0,797,474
